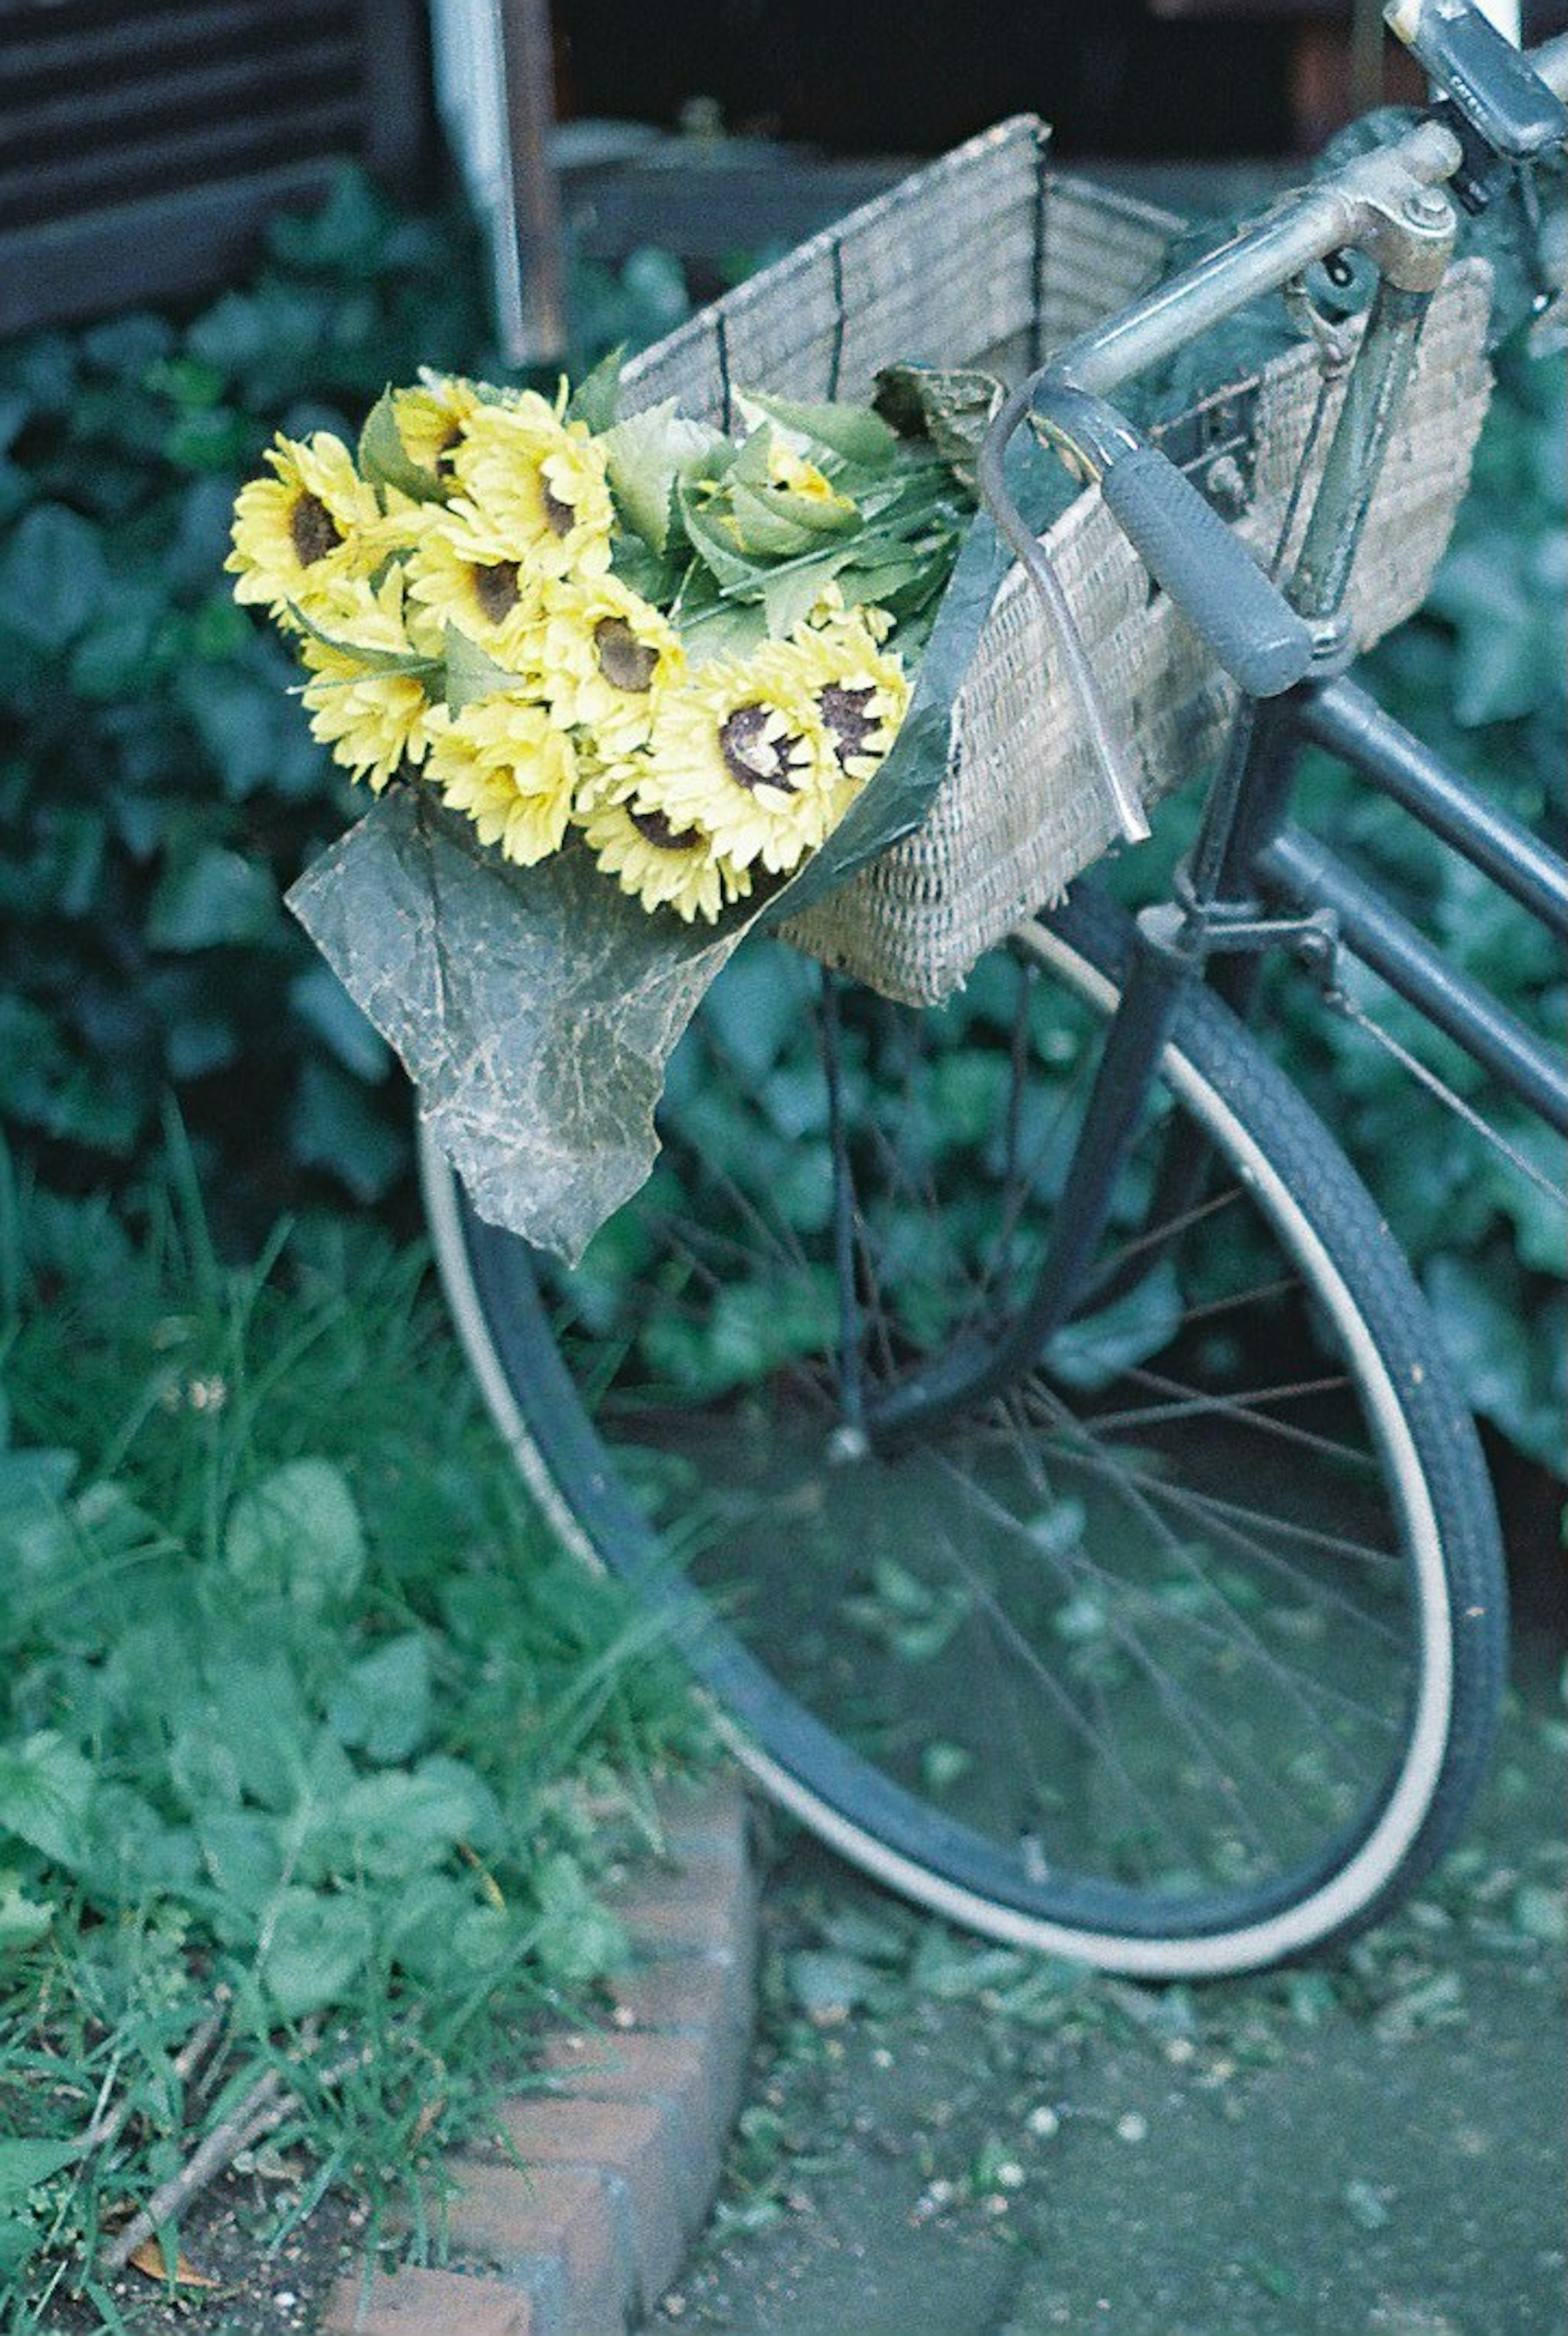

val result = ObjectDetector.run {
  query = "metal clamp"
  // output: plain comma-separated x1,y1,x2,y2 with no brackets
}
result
1139,889,1341,973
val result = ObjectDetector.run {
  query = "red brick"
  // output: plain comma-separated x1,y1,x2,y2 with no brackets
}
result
653,1775,752,1862
321,2264,537,2336
607,1960,755,2130
535,2030,724,2229
442,2160,625,2336
493,2095,688,2308
608,1957,744,2037
613,1854,754,1957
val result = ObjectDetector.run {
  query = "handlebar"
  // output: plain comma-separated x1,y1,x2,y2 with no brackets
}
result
978,13,1568,845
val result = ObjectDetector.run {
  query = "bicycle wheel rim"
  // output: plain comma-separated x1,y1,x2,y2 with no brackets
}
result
422,888,1501,1977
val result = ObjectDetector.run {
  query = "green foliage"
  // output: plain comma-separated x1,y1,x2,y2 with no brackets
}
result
1278,345,1566,1466
0,170,692,1251
0,1156,707,2314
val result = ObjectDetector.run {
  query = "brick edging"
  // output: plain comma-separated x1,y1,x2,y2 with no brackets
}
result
322,1772,757,2336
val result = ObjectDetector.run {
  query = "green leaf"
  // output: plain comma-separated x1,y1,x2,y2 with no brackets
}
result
601,400,726,554
759,549,858,637
223,1458,366,1612
787,1947,881,2016
564,345,625,434
285,598,443,680
0,503,111,651
193,1659,310,1811
443,624,523,713
147,843,280,951
288,1058,408,1202
726,480,856,559
0,1872,54,1952
327,1632,432,1762
530,1850,628,1984
260,1886,375,2019
0,1733,94,1871
0,2138,82,2205
196,1811,286,1924
330,1760,496,1879
740,390,898,471
357,386,445,501
676,488,765,595
1044,1266,1183,1393
290,963,390,1082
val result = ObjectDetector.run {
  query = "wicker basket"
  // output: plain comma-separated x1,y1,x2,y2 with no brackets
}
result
619,117,1494,1005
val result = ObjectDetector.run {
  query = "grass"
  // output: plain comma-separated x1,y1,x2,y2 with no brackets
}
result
0,1129,711,2326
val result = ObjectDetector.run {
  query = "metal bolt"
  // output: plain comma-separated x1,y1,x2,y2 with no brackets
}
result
1403,186,1451,228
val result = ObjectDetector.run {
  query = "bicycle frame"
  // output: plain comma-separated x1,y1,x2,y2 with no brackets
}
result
866,23,1568,1448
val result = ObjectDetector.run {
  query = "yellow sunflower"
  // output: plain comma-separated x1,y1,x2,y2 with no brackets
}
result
296,571,443,792
763,437,857,517
577,764,750,924
640,657,837,876
428,696,579,867
450,402,615,579
390,375,488,477
227,432,383,622
403,513,548,671
776,609,910,787
536,575,685,749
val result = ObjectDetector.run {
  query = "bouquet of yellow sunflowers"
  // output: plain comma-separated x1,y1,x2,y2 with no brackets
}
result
226,361,990,916
229,357,1009,1257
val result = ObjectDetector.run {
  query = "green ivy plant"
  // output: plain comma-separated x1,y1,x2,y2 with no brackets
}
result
1280,344,1566,1468
0,1146,706,2317
0,169,689,1252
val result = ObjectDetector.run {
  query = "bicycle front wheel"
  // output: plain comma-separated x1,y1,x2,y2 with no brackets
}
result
422,884,1506,1978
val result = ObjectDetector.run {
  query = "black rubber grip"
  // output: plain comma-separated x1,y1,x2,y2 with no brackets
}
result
1099,444,1316,699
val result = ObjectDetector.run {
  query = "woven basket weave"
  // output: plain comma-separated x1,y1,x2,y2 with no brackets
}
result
619,117,1494,1005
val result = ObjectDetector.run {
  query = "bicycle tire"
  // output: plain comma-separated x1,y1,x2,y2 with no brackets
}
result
421,882,1507,1979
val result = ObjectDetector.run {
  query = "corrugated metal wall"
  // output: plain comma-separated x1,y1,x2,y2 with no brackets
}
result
0,0,432,334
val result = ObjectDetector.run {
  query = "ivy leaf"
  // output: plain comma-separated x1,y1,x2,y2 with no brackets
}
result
223,1458,366,1612
0,503,111,651
147,843,279,951
288,1058,408,1201
260,1886,375,2019
0,1732,95,1871
327,1632,432,1763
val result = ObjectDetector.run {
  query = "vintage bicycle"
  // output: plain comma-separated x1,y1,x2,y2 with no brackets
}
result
419,0,1568,1978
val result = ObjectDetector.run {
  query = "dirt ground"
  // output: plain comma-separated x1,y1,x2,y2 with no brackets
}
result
646,1614,1566,2336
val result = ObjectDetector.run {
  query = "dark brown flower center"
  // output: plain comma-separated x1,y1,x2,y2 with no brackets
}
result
629,805,702,852
595,618,659,693
472,559,521,622
720,704,802,795
540,477,576,538
290,492,341,567
820,683,879,771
